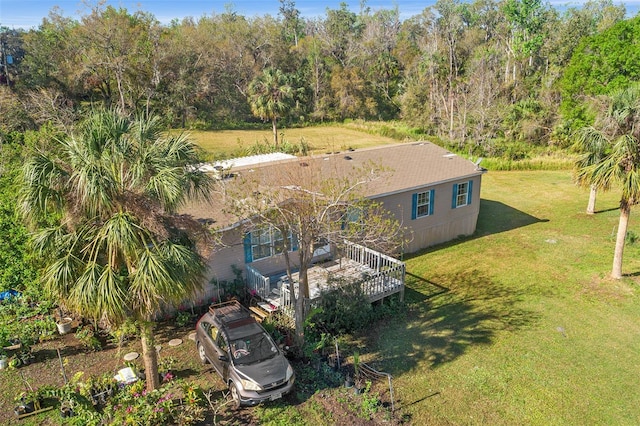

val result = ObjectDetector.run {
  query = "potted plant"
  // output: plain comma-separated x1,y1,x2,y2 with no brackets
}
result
59,400,74,418
16,344,35,367
56,317,73,335
352,351,364,394
344,372,354,388
0,349,7,370
14,389,40,416
53,383,77,418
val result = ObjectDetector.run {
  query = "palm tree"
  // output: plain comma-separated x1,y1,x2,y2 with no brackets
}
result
573,126,611,214
576,84,640,279
247,68,294,148
20,109,213,390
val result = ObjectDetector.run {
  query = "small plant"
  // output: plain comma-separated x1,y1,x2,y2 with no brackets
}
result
75,325,102,351
175,310,193,328
159,356,177,382
358,381,380,419
353,351,360,381
108,319,138,347
314,332,333,355
33,316,57,341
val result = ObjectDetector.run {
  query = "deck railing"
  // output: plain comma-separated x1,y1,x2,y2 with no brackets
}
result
248,240,405,317
246,264,270,299
342,240,404,274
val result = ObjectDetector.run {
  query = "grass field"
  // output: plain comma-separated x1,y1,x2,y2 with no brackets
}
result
184,124,400,158
363,171,640,425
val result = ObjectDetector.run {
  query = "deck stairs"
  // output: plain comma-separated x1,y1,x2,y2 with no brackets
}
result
249,286,281,322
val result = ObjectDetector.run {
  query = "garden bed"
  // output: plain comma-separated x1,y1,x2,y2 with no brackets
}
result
0,319,401,425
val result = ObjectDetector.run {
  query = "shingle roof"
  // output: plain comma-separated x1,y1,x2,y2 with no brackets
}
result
180,142,483,229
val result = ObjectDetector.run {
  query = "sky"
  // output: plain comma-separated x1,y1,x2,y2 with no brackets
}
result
1,0,639,29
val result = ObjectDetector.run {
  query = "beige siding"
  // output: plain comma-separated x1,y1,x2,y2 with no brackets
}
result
203,228,245,284
203,227,332,286
377,175,482,254
202,175,482,294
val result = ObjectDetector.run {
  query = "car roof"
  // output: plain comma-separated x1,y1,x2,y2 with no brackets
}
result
226,321,265,341
207,301,266,340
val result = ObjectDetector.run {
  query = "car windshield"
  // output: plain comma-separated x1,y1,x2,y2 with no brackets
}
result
230,332,278,365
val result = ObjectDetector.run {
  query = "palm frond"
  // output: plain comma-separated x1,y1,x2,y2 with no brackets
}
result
43,253,84,300
20,152,67,223
96,212,148,269
20,108,212,328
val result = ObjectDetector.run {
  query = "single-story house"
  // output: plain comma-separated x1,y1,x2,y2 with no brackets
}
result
180,142,485,310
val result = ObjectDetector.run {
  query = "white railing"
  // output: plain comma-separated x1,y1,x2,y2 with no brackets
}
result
341,240,405,302
342,240,404,274
246,264,270,299
360,269,404,302
247,240,405,318
279,281,294,316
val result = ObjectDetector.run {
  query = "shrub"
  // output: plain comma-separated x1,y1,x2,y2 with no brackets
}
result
108,319,138,347
75,325,102,351
306,278,372,336
175,311,193,328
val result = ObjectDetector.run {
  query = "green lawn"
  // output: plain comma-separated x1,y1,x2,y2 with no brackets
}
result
187,128,639,424
365,171,640,425
183,124,400,158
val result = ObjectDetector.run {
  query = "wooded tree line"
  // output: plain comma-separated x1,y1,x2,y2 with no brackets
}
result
0,0,638,154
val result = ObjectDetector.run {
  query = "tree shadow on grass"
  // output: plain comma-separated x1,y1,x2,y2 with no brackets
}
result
363,269,539,376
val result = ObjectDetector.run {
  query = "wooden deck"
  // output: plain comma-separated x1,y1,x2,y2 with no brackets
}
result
246,241,405,317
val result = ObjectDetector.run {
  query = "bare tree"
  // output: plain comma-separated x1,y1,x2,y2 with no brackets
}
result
224,157,405,350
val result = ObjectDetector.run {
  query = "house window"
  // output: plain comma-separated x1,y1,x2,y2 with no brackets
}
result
452,180,473,209
251,228,274,261
343,206,364,229
244,227,297,263
412,190,434,219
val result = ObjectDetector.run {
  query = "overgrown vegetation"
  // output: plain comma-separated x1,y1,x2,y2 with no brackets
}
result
306,279,405,338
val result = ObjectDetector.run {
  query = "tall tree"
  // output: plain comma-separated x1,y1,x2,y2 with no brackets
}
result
561,16,640,127
247,68,295,148
434,0,465,140
226,158,404,349
279,0,304,47
75,6,159,113
20,109,213,390
576,84,640,279
572,103,611,214
502,0,547,82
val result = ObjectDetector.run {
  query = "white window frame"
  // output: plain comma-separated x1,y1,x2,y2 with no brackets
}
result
455,182,469,208
250,227,294,261
416,191,432,218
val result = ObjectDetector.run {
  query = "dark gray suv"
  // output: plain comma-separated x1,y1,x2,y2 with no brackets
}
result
195,301,295,407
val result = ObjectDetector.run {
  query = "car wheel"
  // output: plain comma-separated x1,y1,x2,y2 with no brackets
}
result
229,382,241,408
197,342,208,364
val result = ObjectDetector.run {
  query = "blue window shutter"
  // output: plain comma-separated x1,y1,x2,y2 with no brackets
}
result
467,180,473,205
452,184,458,209
411,193,418,220
291,233,299,251
243,233,253,263
429,189,435,215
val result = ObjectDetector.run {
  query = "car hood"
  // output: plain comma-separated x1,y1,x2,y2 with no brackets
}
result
234,354,290,386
